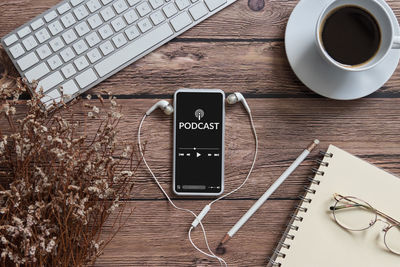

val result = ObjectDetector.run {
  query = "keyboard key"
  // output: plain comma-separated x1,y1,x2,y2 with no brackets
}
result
150,10,165,25
170,12,192,32
48,56,63,72
71,0,85,6
60,47,75,62
22,36,38,51
49,20,64,35
36,71,64,92
101,0,113,4
138,18,152,33
17,52,39,71
136,2,152,17
163,3,178,18
75,21,90,36
127,0,141,6
125,25,140,40
87,48,102,63
41,89,62,106
99,41,114,55
61,63,77,78
189,2,208,20
4,34,18,46
88,14,103,29
113,0,128,14
204,0,226,11
62,29,78,44
73,40,89,55
124,10,139,24
61,13,76,28
101,6,116,21
18,27,31,39
44,11,58,23
85,32,101,47
86,0,102,12
95,23,173,77
98,24,114,39
57,3,71,15
175,0,190,10
9,43,25,59
111,17,126,32
35,28,51,43
31,19,44,31
75,68,97,88
112,33,127,48
48,55,63,70
25,63,50,83
149,0,164,9
74,56,89,71
74,5,89,20
61,80,79,95
49,37,64,52
37,44,52,59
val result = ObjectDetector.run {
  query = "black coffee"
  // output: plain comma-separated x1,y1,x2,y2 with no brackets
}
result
321,5,381,66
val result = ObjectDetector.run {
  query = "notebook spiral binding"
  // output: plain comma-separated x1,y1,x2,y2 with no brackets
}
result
267,150,333,267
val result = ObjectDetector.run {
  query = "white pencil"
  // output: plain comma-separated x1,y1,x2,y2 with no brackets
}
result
219,139,320,246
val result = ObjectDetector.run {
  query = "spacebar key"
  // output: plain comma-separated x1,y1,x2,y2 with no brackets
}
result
95,23,174,77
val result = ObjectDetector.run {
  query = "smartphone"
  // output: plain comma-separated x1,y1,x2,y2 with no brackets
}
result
173,89,225,196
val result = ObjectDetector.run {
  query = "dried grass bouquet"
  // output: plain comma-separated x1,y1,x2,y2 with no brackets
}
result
0,47,138,266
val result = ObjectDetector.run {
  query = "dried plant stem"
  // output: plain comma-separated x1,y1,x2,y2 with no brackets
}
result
0,47,138,266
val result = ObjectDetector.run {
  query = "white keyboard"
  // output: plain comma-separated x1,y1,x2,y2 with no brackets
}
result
1,0,236,107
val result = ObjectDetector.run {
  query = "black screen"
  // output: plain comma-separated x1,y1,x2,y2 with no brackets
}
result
174,91,224,194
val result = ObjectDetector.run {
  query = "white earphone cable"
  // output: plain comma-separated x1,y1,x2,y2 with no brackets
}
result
138,98,258,266
138,114,227,266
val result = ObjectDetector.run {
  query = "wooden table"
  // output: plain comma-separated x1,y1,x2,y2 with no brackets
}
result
2,0,400,266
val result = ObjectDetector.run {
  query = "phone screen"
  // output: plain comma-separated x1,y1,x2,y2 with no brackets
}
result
173,90,225,195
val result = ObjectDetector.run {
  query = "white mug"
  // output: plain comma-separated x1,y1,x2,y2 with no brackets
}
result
315,0,400,72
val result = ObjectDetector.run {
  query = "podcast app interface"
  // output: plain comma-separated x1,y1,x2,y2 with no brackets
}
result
175,92,224,193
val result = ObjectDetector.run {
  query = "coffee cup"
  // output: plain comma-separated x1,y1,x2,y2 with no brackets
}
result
315,0,400,72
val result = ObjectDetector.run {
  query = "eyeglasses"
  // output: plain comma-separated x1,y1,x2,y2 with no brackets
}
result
330,193,400,255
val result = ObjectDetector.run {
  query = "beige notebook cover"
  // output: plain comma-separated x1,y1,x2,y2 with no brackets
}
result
269,145,400,267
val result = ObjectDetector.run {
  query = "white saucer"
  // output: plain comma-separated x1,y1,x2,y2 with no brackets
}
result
285,0,400,100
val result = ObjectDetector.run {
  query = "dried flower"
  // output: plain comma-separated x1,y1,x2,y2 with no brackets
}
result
0,48,138,267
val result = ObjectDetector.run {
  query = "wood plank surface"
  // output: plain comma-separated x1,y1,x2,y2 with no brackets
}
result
95,200,298,266
83,41,400,96
1,0,400,266
74,98,400,200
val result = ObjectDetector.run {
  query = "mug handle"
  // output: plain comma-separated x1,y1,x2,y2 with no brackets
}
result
393,36,400,49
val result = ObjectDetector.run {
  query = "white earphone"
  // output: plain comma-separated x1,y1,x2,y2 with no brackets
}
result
146,100,174,116
226,92,251,114
138,92,258,266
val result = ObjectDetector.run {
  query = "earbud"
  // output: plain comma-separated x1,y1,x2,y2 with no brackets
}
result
146,100,174,116
226,92,251,114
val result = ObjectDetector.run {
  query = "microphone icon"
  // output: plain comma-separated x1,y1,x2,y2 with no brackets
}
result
195,109,205,121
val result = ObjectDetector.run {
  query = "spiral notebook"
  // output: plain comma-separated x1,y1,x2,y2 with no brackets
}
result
267,145,400,267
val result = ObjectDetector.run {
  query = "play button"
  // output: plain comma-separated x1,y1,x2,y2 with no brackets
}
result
196,152,201,158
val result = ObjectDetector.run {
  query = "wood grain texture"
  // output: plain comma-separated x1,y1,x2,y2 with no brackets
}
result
83,41,400,96
64,99,400,200
8,98,400,200
2,0,400,266
95,200,298,266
